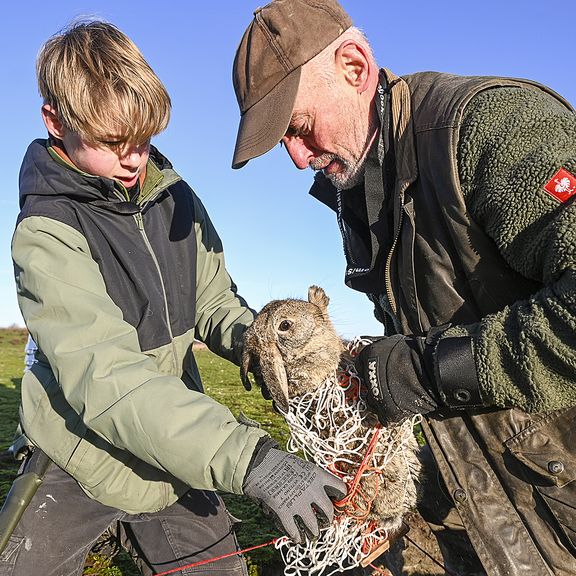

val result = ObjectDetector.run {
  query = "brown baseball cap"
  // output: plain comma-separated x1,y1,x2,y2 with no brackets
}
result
232,0,352,169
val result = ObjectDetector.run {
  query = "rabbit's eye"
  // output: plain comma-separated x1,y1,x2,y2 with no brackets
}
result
278,320,293,332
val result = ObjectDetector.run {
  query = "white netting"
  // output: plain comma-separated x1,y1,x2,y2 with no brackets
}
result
273,338,420,576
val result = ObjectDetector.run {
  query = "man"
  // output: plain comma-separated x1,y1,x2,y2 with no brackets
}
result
231,1,576,575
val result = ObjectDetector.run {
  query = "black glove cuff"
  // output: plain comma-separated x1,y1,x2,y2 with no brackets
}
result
435,336,484,409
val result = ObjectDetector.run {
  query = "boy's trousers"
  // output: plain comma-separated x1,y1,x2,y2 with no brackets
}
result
0,460,248,576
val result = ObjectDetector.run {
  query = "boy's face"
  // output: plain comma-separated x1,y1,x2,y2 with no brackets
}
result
62,131,150,189
42,104,149,188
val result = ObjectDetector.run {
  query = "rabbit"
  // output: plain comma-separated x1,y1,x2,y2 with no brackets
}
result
241,285,421,533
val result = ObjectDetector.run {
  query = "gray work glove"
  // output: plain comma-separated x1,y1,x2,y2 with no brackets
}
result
243,443,347,543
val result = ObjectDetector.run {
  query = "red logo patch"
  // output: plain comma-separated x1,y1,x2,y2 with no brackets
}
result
543,168,576,203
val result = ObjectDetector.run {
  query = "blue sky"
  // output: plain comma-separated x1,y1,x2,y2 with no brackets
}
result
1,0,574,339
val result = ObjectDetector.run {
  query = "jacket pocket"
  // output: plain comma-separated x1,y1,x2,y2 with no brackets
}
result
21,363,188,514
506,407,576,550
66,429,188,514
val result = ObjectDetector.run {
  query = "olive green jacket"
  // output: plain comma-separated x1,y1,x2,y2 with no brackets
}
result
13,141,268,513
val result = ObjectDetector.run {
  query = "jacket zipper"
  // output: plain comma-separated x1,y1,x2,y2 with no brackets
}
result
134,210,179,372
384,207,403,317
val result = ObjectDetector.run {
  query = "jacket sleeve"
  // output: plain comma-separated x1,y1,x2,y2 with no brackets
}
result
12,215,267,494
191,192,255,365
448,85,576,412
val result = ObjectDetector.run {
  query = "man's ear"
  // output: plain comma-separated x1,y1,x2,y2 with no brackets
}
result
41,104,66,140
335,40,371,94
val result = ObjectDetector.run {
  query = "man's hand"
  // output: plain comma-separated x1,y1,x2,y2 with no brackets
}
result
243,444,347,543
356,335,439,424
356,331,485,425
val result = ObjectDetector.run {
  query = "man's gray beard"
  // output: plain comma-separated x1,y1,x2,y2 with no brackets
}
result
324,156,366,191
320,121,377,191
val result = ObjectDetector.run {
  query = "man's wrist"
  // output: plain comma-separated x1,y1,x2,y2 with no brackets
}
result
434,336,484,409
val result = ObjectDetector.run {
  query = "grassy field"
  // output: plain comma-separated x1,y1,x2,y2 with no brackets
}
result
0,328,288,575
0,329,27,498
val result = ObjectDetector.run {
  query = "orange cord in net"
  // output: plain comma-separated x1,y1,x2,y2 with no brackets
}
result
333,424,383,520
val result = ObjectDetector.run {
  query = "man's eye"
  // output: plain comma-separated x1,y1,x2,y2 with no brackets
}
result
285,124,309,138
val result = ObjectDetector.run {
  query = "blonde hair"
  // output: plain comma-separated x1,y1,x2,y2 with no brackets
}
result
37,20,171,146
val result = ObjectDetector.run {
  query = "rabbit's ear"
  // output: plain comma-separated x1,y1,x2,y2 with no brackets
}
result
240,349,254,391
308,285,329,313
241,346,290,411
258,346,290,412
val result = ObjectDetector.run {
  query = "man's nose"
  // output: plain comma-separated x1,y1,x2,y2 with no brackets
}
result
281,136,314,170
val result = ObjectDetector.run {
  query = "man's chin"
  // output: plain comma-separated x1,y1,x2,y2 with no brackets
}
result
325,167,364,191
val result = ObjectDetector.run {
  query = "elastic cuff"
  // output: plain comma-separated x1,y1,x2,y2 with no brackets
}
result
435,336,484,409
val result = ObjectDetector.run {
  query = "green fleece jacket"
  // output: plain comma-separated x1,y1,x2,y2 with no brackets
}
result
311,72,576,574
454,87,576,411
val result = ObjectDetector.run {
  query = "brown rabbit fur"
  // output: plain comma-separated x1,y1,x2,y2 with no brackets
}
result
241,285,421,532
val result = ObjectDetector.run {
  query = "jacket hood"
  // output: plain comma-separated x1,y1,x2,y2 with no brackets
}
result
18,139,173,212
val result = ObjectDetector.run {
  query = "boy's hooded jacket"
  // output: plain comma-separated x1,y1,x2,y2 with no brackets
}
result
13,141,268,513
312,72,576,574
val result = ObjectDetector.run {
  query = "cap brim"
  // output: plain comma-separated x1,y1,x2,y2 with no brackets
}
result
232,67,301,169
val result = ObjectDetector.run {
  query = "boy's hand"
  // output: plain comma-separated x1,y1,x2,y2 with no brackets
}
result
240,359,273,400
243,446,347,543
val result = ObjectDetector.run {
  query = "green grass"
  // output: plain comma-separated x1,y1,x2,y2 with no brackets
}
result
0,331,287,575
0,328,27,501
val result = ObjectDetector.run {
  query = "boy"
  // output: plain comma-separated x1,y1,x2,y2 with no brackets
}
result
0,20,345,575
